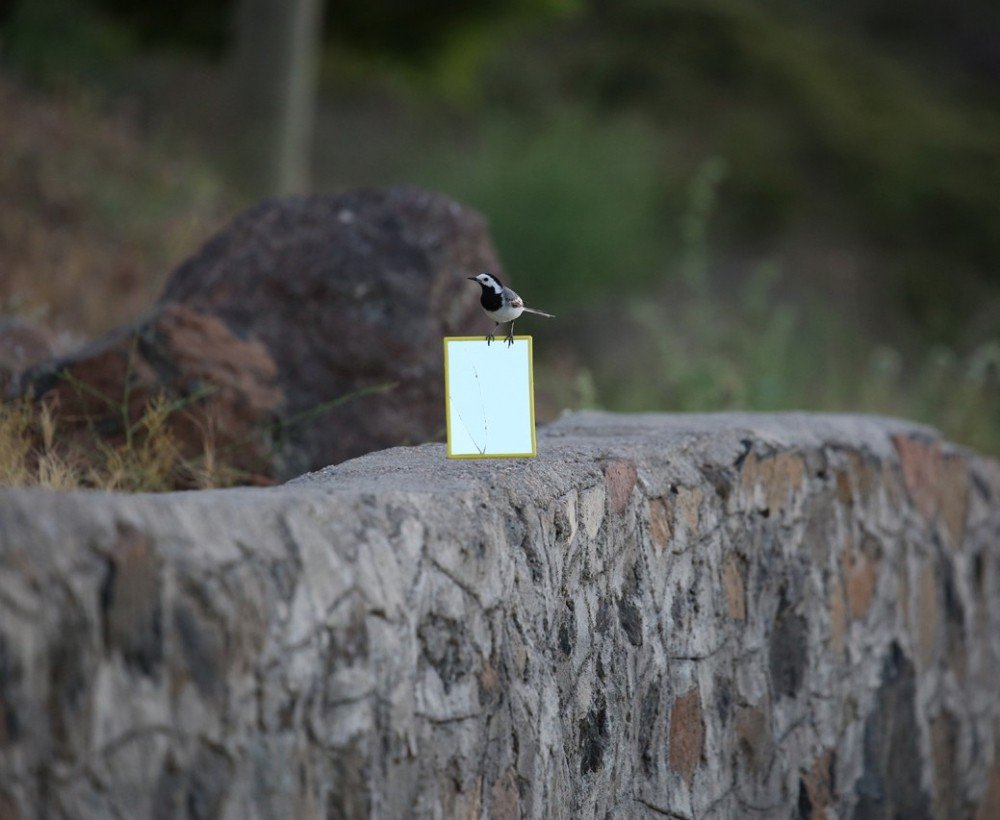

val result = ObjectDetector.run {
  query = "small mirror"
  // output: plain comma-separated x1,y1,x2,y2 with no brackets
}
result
444,337,536,458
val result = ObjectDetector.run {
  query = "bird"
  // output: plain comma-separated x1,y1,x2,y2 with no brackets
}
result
467,272,555,346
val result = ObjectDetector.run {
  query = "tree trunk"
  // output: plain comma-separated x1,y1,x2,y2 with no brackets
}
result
229,0,323,195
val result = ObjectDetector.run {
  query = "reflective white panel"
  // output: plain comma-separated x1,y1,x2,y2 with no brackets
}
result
444,337,536,458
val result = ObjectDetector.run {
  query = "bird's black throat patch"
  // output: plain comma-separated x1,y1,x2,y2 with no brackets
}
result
479,286,503,311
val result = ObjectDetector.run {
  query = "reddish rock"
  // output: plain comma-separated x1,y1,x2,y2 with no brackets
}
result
892,433,942,523
931,712,960,819
668,687,704,787
917,564,939,667
801,749,835,814
489,768,520,820
0,790,21,820
739,449,805,515
444,778,482,820
835,469,853,505
603,460,637,514
735,701,774,773
976,758,1000,820
23,304,282,477
9,188,493,481
647,497,672,551
478,660,499,698
676,487,702,531
842,536,879,620
102,524,161,677
939,454,969,549
722,553,746,621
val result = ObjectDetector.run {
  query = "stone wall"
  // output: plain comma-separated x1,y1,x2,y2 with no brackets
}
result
1,412,998,818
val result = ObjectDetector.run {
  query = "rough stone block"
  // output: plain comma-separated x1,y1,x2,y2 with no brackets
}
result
0,411,997,818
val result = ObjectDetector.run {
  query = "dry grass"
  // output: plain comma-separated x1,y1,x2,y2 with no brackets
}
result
0,392,246,492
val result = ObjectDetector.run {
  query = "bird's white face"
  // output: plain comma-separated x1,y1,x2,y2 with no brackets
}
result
473,273,502,293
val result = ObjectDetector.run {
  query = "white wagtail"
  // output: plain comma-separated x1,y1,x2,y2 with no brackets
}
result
467,272,555,346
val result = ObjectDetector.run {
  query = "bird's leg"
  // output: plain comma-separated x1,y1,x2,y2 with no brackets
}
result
486,322,499,345
505,321,515,346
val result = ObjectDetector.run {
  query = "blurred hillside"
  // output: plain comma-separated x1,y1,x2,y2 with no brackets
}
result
0,0,997,471
0,71,233,338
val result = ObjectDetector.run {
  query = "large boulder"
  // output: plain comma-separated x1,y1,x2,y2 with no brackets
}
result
8,187,494,481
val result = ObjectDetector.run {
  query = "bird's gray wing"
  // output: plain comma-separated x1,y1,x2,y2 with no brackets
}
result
502,288,523,308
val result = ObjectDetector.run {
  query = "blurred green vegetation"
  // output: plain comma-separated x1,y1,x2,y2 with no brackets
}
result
415,110,667,308
0,0,997,460
538,160,1000,456
1,0,137,87
414,0,1000,340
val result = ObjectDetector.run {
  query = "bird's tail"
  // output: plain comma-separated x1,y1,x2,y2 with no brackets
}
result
522,307,555,318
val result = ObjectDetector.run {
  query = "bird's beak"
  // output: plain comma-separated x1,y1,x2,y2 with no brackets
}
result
466,276,477,281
